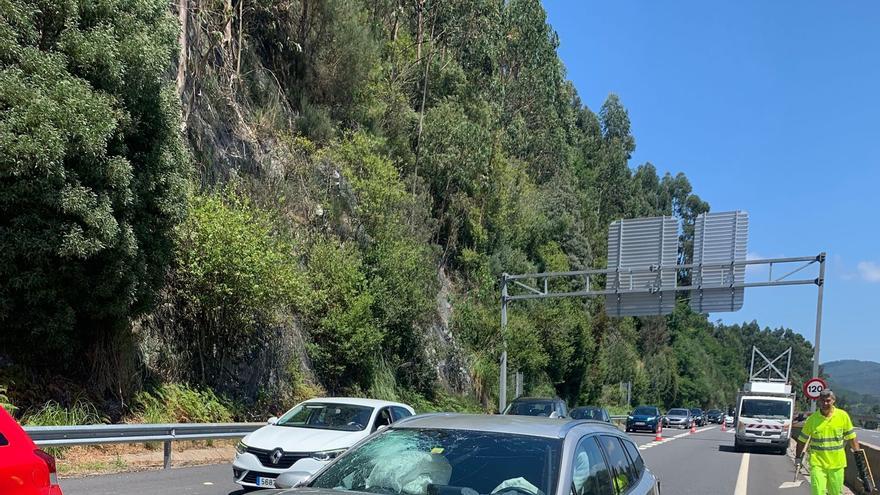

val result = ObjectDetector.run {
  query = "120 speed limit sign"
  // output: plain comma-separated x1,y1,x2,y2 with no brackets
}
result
803,377,827,400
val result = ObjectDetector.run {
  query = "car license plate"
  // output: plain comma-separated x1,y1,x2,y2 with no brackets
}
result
635,422,645,425
756,439,771,444
256,477,276,488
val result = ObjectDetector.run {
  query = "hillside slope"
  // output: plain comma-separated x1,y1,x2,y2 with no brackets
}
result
823,360,880,397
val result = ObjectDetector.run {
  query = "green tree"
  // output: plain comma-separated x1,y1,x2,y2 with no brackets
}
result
0,0,187,393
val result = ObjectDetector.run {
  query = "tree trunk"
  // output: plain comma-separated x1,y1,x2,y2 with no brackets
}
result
412,16,435,200
236,0,244,77
176,0,188,98
224,0,233,54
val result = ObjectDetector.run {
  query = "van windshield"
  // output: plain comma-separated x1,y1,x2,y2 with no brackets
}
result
740,399,791,420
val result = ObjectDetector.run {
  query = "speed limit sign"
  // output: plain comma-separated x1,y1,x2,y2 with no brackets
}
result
803,377,827,400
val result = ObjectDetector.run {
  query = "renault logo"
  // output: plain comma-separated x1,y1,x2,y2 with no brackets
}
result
270,448,284,465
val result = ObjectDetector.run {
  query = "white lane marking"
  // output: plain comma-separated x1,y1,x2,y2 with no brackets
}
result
634,426,716,450
203,482,214,486
734,452,750,495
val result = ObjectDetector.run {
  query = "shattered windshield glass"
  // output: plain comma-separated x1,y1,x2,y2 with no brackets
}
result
309,428,562,495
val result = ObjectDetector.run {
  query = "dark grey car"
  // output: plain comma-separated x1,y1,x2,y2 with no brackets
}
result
502,397,568,418
569,406,611,422
273,413,659,495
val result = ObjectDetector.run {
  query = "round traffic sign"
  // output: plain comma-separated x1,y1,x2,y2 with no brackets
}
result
803,377,827,400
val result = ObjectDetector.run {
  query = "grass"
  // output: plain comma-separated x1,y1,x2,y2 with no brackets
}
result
0,385,15,415
22,399,107,458
58,456,127,476
23,399,107,426
135,383,233,424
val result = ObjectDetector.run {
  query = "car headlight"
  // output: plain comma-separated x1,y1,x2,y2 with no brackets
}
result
627,415,633,420
646,416,655,421
312,448,346,462
235,441,248,455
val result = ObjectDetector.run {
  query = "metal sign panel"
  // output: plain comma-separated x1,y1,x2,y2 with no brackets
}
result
605,216,678,316
690,211,749,313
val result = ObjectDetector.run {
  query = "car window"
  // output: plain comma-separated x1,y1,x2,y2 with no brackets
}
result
571,436,614,495
373,407,393,431
597,435,635,495
277,402,373,431
390,406,412,421
0,433,7,447
621,439,644,479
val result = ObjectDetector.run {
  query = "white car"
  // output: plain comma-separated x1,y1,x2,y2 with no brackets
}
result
724,414,735,427
232,397,415,489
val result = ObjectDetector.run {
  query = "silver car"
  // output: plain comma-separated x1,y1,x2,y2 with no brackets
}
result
274,413,660,495
663,408,693,429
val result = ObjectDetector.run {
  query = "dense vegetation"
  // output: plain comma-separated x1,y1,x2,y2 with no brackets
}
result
0,0,817,422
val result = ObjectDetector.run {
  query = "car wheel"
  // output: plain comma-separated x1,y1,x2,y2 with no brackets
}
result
653,423,659,434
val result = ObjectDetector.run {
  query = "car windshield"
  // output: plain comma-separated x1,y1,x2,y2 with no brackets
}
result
690,409,702,414
570,408,603,420
504,401,556,417
740,399,792,420
309,428,562,495
276,403,373,431
708,410,721,414
632,407,656,415
668,409,688,416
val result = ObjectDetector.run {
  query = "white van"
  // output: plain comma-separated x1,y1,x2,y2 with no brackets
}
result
734,382,795,455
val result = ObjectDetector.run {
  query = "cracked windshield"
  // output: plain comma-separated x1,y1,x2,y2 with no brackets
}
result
0,1,877,495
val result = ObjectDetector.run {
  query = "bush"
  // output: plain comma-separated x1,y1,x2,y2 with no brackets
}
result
135,384,233,424
22,399,106,426
0,385,17,415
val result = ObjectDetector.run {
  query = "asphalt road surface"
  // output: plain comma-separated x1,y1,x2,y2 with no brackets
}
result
60,425,814,495
857,427,880,447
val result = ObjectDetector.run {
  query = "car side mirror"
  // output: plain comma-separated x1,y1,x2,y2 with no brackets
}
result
267,416,279,425
275,471,311,489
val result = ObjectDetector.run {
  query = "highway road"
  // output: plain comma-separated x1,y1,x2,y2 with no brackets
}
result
59,425,814,495
857,427,880,447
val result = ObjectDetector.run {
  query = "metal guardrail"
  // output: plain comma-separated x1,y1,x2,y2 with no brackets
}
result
24,423,263,469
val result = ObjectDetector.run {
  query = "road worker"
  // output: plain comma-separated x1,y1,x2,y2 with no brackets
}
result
795,389,860,495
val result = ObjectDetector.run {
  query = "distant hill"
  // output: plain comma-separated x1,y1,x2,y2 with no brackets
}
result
823,360,880,397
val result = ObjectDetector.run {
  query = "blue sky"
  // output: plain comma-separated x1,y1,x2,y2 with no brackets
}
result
543,1,879,363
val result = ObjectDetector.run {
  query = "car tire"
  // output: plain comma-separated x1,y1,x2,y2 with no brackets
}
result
653,423,659,434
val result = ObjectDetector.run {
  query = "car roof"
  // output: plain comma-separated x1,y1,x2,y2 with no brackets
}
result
510,397,561,402
302,397,412,409
391,413,618,439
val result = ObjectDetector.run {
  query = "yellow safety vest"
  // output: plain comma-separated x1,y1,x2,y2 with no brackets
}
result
798,407,856,470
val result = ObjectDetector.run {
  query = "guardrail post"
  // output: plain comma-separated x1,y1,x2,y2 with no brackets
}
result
164,440,172,469
164,427,174,469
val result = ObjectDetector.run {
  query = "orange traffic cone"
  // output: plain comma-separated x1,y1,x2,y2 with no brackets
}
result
690,421,697,434
654,422,663,441
721,420,727,432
